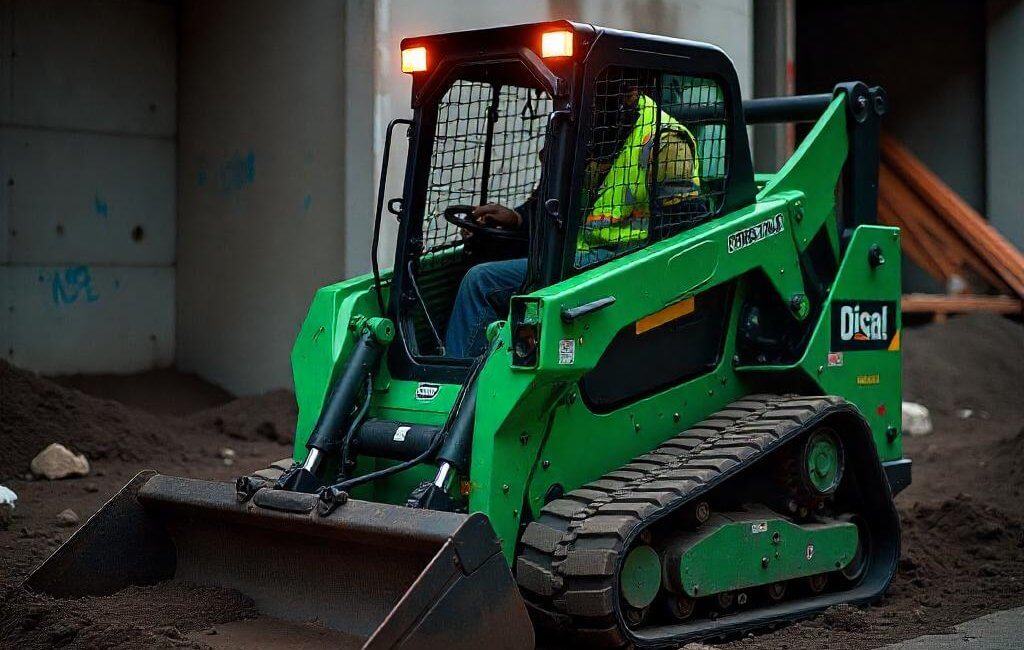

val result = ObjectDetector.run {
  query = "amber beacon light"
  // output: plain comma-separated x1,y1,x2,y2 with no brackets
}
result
541,29,573,58
401,46,428,73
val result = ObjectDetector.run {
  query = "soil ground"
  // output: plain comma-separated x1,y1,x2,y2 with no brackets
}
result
1,313,1022,649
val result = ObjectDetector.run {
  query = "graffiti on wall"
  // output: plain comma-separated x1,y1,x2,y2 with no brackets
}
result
196,150,256,194
46,266,100,305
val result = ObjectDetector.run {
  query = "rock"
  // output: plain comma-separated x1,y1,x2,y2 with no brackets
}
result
30,443,90,480
902,402,933,436
0,485,16,530
956,408,974,420
56,508,80,526
682,644,716,650
219,448,236,459
83,483,99,493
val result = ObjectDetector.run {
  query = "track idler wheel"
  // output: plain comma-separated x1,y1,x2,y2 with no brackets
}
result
620,544,660,627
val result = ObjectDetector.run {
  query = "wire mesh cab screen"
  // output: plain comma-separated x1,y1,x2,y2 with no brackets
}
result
404,75,552,358
574,67,728,269
422,80,553,255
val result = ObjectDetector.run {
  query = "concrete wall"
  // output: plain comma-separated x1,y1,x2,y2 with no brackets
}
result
2,0,754,392
985,0,1024,251
0,0,176,374
176,0,348,395
552,0,753,97
796,0,987,212
752,0,794,172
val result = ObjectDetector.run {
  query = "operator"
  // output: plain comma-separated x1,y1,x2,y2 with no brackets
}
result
444,82,702,358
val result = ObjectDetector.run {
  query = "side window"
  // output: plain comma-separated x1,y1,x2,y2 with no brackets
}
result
574,67,729,269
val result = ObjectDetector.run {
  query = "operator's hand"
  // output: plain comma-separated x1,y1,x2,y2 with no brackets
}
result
472,204,522,229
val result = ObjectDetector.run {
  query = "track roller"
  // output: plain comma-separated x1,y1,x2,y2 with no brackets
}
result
765,581,787,602
661,593,697,621
807,573,828,594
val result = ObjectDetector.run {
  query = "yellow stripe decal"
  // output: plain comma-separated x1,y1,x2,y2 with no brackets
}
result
636,297,695,335
888,329,901,352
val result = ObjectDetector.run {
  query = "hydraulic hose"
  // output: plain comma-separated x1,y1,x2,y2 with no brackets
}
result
336,377,374,482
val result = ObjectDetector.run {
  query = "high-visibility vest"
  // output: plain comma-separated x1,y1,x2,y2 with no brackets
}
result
579,94,700,253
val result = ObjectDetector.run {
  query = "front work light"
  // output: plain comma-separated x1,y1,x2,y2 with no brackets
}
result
541,30,573,58
401,46,428,73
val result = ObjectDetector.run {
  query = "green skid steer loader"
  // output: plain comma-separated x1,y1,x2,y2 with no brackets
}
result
28,21,911,649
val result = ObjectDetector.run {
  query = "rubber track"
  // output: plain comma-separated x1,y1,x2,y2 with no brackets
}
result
516,394,849,648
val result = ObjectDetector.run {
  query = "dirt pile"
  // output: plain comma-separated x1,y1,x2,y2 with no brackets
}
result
1,363,295,649
186,390,297,445
0,360,180,479
51,369,233,417
896,494,1024,616
991,427,1024,498
0,360,297,481
0,583,257,650
901,312,1023,414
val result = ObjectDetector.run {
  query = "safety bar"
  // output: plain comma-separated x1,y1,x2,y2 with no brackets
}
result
742,93,833,124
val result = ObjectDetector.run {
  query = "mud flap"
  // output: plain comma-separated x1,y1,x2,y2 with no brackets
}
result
25,472,534,650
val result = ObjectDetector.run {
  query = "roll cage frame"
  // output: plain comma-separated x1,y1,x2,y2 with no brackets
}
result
380,21,877,384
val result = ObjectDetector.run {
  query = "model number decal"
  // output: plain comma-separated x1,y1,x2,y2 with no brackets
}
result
727,214,785,253
415,383,440,400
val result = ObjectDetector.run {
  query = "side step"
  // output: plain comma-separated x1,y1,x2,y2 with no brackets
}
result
26,473,534,650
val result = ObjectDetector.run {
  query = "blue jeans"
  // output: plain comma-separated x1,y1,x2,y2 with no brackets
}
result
445,258,527,358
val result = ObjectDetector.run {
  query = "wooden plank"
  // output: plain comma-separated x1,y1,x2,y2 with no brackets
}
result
878,171,956,277
879,163,1010,293
883,135,1021,270
902,293,1022,315
881,135,1024,280
877,197,946,282
881,135,1024,297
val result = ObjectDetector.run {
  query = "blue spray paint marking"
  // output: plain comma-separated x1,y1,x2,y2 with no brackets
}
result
94,194,108,217
302,194,312,211
51,266,99,305
217,150,256,193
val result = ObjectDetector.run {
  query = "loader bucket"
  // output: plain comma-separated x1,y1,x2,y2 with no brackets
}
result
25,471,534,650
